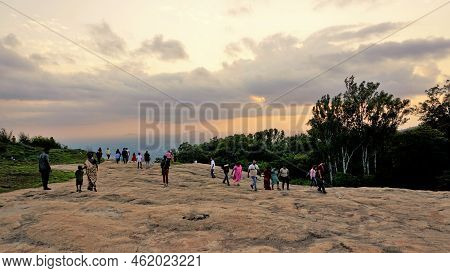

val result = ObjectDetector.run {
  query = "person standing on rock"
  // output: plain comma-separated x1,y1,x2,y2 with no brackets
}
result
210,158,216,178
84,152,99,192
263,166,272,190
231,162,242,186
248,160,259,191
279,166,290,190
115,149,121,164
316,163,327,194
161,155,170,187
137,152,143,169
38,147,52,190
222,164,230,186
96,147,102,164
106,148,111,160
122,148,128,164
271,167,280,190
144,150,151,168
309,165,316,187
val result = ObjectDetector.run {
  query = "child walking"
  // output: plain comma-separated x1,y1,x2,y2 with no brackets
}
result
75,165,84,193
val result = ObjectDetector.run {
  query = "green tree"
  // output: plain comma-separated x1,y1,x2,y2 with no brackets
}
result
416,80,450,138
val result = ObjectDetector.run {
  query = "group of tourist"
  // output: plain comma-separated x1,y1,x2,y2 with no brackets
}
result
210,158,328,193
211,159,293,192
38,146,327,194
112,148,151,168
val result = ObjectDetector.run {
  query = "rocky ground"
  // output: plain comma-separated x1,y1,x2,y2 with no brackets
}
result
0,161,448,252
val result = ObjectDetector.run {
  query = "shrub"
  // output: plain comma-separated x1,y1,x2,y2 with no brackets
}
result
0,128,13,143
18,132,31,145
30,136,61,149
333,173,360,187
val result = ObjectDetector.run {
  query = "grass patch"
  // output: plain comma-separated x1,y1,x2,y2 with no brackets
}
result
0,142,85,193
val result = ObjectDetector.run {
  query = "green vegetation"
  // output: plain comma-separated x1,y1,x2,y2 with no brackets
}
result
0,136,86,193
174,77,449,190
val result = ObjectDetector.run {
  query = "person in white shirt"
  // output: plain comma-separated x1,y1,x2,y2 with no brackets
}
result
137,152,143,169
279,166,290,190
210,158,216,178
247,160,259,191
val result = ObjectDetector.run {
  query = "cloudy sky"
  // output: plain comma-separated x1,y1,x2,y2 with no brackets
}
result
1,0,450,146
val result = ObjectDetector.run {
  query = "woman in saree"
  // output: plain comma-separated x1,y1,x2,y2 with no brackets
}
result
84,152,99,192
231,162,242,186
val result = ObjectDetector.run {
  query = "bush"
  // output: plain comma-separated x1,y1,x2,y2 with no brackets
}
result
333,173,360,187
0,142,6,154
30,136,61,149
18,132,31,145
0,128,13,143
387,126,448,189
436,170,450,191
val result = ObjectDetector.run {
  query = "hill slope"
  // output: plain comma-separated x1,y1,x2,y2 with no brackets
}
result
0,162,448,252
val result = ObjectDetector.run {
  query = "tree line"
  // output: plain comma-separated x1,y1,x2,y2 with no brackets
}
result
174,77,449,190
0,129,63,151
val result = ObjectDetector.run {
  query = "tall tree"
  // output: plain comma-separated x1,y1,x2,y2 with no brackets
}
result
416,80,450,138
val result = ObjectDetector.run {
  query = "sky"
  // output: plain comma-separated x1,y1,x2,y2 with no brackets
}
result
1,0,450,149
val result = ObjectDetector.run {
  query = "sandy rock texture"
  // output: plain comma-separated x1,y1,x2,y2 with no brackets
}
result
0,161,449,253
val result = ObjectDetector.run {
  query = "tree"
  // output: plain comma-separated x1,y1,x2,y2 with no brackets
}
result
308,94,344,181
342,76,410,175
308,76,410,178
388,126,449,189
416,80,450,138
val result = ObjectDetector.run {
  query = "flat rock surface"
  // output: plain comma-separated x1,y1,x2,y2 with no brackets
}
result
0,161,448,252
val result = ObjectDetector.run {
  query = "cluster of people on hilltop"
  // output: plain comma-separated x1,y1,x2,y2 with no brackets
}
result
38,146,327,194
38,146,154,193
211,158,291,191
110,148,151,168
210,158,328,193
